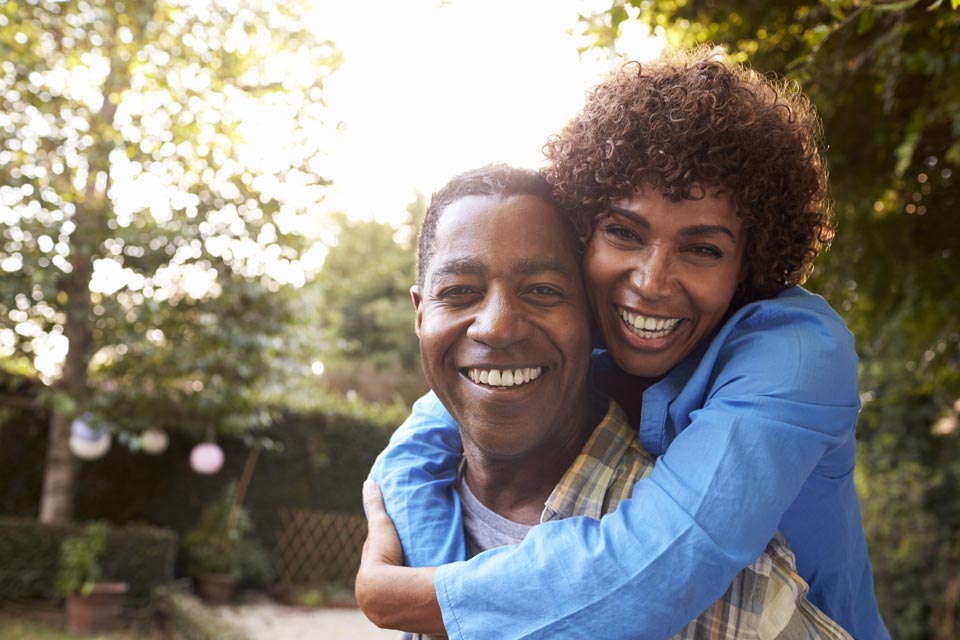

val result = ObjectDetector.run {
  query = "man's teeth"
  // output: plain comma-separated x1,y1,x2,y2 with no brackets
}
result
619,308,680,338
468,367,543,387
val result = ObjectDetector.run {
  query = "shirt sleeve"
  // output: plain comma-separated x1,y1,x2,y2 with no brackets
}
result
368,390,467,566
434,302,861,639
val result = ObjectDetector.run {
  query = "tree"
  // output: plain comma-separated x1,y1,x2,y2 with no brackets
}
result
303,195,427,405
0,0,340,523
579,2,960,637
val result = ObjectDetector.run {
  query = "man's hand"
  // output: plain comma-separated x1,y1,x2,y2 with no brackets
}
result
360,479,405,570
355,481,446,635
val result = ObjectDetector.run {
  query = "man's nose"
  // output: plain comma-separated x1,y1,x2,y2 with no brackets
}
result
467,287,531,348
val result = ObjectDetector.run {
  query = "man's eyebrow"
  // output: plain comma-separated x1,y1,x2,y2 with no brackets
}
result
513,256,574,278
608,206,737,243
430,258,485,280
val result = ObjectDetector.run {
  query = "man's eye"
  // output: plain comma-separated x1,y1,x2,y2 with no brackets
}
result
528,285,562,297
438,286,478,299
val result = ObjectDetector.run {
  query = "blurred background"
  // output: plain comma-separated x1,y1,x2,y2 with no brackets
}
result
0,1,957,638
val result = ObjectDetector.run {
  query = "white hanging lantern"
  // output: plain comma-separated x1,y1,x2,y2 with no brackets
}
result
189,442,224,474
69,415,111,461
140,429,169,455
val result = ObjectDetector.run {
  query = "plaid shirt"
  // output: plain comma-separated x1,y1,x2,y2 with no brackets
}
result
541,401,854,640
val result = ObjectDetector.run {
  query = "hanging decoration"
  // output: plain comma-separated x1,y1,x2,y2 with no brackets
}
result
139,429,169,455
189,442,224,475
69,414,111,461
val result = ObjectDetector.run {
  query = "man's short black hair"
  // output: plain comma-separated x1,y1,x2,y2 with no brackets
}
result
416,164,578,288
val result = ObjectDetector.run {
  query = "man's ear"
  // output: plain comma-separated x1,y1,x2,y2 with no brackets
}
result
410,285,423,337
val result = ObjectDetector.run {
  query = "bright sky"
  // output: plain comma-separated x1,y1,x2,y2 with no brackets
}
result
306,0,664,225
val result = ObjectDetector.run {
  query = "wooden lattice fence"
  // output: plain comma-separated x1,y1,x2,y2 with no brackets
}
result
271,508,367,588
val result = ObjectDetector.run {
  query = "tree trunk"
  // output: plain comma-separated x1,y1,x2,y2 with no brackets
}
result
38,412,80,523
38,13,126,524
39,246,95,524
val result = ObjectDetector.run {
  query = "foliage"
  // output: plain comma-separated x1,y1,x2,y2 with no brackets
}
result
0,516,176,601
579,2,960,637
55,521,109,596
181,485,270,586
155,586,253,640
299,196,427,405
0,0,342,520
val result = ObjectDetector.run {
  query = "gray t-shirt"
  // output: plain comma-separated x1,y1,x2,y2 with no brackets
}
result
398,475,535,640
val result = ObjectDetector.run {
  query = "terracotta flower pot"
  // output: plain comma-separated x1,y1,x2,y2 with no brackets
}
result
65,581,129,634
193,573,238,604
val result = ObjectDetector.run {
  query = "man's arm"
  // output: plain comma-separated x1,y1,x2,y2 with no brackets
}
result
356,481,444,634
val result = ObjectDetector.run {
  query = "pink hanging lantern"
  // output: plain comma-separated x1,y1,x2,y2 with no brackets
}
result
189,442,224,474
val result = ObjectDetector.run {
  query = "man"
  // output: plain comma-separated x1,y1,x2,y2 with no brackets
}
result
358,164,852,639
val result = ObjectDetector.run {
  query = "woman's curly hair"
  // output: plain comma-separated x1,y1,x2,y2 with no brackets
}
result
542,45,834,302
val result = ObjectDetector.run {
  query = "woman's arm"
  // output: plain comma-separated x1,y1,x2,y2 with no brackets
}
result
364,294,869,639
428,297,863,639
367,391,466,567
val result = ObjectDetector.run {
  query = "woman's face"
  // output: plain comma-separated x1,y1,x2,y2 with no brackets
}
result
585,186,746,380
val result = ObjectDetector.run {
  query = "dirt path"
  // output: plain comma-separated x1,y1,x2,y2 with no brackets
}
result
215,596,396,640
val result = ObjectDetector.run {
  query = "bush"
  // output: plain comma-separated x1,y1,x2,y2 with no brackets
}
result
0,517,177,602
155,586,252,640
56,521,109,596
182,486,272,588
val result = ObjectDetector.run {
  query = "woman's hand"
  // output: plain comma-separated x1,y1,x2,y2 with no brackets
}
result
356,480,446,635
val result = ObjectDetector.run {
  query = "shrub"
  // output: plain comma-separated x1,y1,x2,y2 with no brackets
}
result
0,517,177,602
56,521,109,596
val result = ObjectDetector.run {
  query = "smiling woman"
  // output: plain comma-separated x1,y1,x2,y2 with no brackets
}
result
358,46,889,640
585,186,746,390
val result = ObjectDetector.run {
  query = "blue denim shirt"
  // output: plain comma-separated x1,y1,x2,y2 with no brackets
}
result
371,286,889,639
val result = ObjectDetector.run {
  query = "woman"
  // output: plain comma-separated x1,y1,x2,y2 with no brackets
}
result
357,46,889,639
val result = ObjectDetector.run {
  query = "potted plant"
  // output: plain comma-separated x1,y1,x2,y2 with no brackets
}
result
56,521,129,634
182,486,271,604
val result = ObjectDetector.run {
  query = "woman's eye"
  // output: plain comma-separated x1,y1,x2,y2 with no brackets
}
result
602,223,639,242
689,245,724,259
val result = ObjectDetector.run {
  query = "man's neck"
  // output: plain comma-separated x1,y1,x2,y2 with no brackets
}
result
461,394,598,526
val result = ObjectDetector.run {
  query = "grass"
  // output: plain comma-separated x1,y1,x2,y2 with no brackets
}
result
0,603,167,640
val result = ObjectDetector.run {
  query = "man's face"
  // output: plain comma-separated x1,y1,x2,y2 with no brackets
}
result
412,194,592,461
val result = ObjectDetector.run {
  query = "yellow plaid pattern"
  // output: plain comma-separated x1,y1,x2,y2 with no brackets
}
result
542,401,853,640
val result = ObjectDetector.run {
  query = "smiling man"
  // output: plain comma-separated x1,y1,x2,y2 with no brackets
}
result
411,178,596,529
362,164,853,639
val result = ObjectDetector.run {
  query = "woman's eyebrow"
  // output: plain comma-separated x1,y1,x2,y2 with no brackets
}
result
608,206,650,229
679,224,737,243
608,207,737,242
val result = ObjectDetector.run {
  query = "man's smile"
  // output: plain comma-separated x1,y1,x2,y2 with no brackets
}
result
463,367,544,388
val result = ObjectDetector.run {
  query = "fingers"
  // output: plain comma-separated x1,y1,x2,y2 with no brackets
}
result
362,479,385,518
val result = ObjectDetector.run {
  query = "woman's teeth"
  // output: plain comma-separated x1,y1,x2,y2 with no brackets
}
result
619,308,680,338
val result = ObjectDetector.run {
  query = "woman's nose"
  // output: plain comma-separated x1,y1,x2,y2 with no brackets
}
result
629,248,675,299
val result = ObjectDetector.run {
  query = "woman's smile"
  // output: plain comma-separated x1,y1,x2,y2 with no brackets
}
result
585,185,746,379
